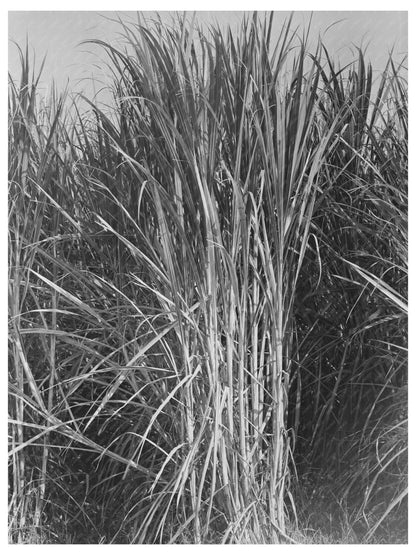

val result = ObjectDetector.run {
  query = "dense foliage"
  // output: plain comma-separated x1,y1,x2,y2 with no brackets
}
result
8,13,407,543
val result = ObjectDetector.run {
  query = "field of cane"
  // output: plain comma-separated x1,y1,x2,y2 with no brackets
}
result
8,13,407,544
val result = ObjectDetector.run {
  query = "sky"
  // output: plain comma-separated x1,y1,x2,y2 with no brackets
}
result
8,10,408,107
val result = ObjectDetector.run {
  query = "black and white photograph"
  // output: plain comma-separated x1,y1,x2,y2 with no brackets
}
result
7,4,408,545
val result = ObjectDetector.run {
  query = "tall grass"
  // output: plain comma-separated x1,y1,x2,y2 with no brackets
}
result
8,13,407,543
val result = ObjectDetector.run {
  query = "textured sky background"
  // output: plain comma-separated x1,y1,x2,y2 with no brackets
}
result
8,11,408,106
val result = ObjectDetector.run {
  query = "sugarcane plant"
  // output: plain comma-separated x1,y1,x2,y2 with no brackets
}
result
8,12,407,544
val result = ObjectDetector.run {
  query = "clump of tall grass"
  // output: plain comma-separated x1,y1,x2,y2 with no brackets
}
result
8,13,407,543
289,46,407,542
